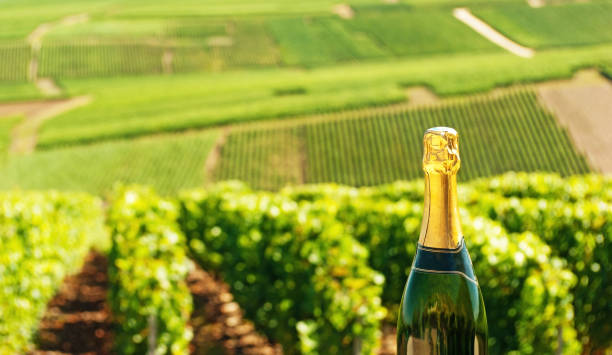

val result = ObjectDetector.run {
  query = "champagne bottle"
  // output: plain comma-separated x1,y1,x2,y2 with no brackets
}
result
397,127,488,355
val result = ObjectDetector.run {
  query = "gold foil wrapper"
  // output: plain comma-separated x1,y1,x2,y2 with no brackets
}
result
419,127,462,249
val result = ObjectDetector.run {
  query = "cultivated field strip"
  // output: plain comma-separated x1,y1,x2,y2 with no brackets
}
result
0,129,219,195
214,89,590,189
0,41,30,81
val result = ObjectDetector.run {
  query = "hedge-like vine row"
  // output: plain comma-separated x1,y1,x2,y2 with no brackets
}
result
281,185,579,354
465,189,611,350
1,173,608,354
0,192,106,353
108,186,193,354
178,184,386,354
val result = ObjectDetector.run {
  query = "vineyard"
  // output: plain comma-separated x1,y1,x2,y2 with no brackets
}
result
0,1,611,87
0,0,611,353
19,42,609,149
0,41,29,81
0,129,219,195
1,173,610,354
215,90,590,189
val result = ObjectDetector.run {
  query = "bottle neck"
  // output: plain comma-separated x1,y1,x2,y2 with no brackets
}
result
418,172,462,249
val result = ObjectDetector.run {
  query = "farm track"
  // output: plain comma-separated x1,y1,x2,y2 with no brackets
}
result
537,70,612,173
453,8,534,58
27,13,89,82
7,95,91,154
31,251,113,355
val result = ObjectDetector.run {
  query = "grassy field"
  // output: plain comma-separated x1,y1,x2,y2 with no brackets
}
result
0,83,44,102
6,1,611,82
0,129,219,195
215,90,590,189
473,2,612,48
267,17,387,67
0,116,21,159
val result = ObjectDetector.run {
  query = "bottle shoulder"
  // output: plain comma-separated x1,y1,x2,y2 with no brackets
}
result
398,240,487,330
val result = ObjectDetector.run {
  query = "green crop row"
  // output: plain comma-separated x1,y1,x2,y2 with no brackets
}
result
469,172,612,202
0,191,106,353
0,42,30,81
39,41,166,78
0,129,220,196
178,185,386,354
39,21,279,79
215,90,590,189
108,186,193,354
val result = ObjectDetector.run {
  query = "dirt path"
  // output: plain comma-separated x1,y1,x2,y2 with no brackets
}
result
188,265,282,355
32,251,113,355
405,87,439,106
36,78,63,96
378,324,396,355
453,8,535,58
537,70,612,174
204,129,229,183
527,0,590,7
7,95,91,154
27,13,89,82
162,50,174,74
332,4,354,19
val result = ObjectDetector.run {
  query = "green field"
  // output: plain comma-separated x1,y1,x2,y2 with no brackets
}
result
0,130,219,195
474,2,612,48
346,5,500,57
0,82,44,102
2,1,611,83
215,90,590,189
0,116,21,159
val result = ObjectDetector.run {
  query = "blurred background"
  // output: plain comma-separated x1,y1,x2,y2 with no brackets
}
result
0,0,611,354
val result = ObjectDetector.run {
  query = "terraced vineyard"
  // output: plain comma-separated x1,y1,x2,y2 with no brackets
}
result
215,90,590,189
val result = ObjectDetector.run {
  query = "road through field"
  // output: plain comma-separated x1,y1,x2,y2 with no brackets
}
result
3,96,91,154
27,13,89,81
453,8,535,58
538,71,612,173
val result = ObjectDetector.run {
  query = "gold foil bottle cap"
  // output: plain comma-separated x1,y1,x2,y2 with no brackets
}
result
422,127,460,175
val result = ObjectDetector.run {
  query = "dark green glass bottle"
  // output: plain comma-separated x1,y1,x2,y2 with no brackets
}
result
397,127,488,355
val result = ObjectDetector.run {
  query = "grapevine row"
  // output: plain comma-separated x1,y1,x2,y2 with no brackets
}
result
215,89,591,190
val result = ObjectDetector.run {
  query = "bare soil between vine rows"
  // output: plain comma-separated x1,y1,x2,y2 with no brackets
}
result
31,251,282,355
31,251,113,355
